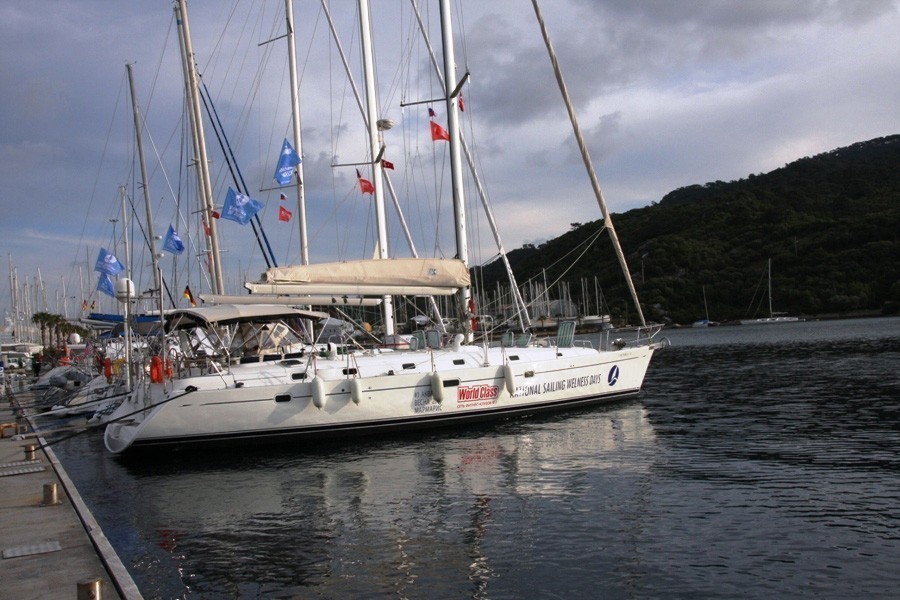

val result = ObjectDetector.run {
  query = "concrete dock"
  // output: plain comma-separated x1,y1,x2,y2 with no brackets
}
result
1,376,141,599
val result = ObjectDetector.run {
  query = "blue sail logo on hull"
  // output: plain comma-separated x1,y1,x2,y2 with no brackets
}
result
608,365,620,386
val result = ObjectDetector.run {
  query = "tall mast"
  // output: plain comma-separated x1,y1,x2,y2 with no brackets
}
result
126,63,165,342
531,0,646,326
408,1,529,332
285,0,309,265
176,0,225,295
120,186,131,283
8,256,18,342
438,0,473,340
358,0,395,336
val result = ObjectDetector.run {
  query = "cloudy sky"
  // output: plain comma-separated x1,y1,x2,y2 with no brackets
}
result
2,0,898,319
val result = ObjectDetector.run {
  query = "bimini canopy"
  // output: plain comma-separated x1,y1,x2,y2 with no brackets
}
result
244,258,471,297
164,304,328,332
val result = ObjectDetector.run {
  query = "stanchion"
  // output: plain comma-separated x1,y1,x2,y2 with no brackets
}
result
77,578,103,600
23,444,37,461
42,483,59,506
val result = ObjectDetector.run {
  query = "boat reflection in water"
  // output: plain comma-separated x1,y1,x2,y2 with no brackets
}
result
115,400,655,597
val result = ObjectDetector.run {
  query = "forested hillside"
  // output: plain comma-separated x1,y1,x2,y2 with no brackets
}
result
474,135,900,325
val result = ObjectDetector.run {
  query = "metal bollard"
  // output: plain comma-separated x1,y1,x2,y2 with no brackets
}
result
42,483,59,505
23,444,37,461
77,578,103,600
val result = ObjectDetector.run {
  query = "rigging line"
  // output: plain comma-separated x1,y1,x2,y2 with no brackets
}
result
198,83,278,269
122,191,178,310
529,228,606,310
517,225,607,289
128,118,183,310
71,73,127,298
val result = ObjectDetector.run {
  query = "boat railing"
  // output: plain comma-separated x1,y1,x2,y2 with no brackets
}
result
597,324,664,351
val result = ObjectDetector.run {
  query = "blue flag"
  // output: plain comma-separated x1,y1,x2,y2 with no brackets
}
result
163,225,185,255
94,248,124,275
97,273,115,297
274,138,301,185
222,187,264,226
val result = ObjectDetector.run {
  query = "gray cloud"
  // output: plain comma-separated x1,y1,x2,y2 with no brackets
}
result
1,1,897,315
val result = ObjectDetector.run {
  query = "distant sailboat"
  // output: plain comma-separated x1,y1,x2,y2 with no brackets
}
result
692,285,716,327
740,259,802,325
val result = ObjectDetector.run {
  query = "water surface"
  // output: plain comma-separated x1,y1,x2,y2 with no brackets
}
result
56,317,900,598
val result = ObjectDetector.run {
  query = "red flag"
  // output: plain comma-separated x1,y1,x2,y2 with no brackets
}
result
211,210,220,219
279,193,288,202
183,286,197,307
278,206,292,222
430,121,450,141
382,159,394,170
356,168,374,194
428,107,436,118
459,93,465,112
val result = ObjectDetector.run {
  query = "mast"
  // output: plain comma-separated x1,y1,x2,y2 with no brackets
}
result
321,1,445,331
358,0,395,336
438,0,473,341
126,63,165,347
285,0,309,265
176,0,225,295
767,258,773,318
410,0,529,332
531,0,646,326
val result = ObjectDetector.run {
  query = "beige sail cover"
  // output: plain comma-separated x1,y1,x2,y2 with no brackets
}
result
258,258,470,289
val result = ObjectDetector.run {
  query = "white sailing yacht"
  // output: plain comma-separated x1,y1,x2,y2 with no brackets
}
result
104,0,663,454
740,259,802,325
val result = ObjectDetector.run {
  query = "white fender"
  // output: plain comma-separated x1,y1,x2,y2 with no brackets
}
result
350,378,363,405
311,376,326,409
430,372,444,404
503,363,516,395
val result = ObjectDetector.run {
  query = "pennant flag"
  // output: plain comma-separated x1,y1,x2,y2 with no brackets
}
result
279,193,288,202
459,93,465,112
356,169,374,195
428,107,436,118
94,248,125,275
274,138,301,185
430,121,450,142
97,273,115,297
222,187,264,225
183,285,197,307
278,206,293,222
382,159,395,170
162,225,185,255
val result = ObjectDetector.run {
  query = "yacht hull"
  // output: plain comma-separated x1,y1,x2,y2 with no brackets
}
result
105,343,655,453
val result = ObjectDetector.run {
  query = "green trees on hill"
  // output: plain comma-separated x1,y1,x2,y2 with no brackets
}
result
474,135,900,325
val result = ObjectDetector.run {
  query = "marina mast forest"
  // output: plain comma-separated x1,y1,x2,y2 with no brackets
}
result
474,135,900,325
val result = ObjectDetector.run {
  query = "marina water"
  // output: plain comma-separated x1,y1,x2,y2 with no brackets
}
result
54,317,900,598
